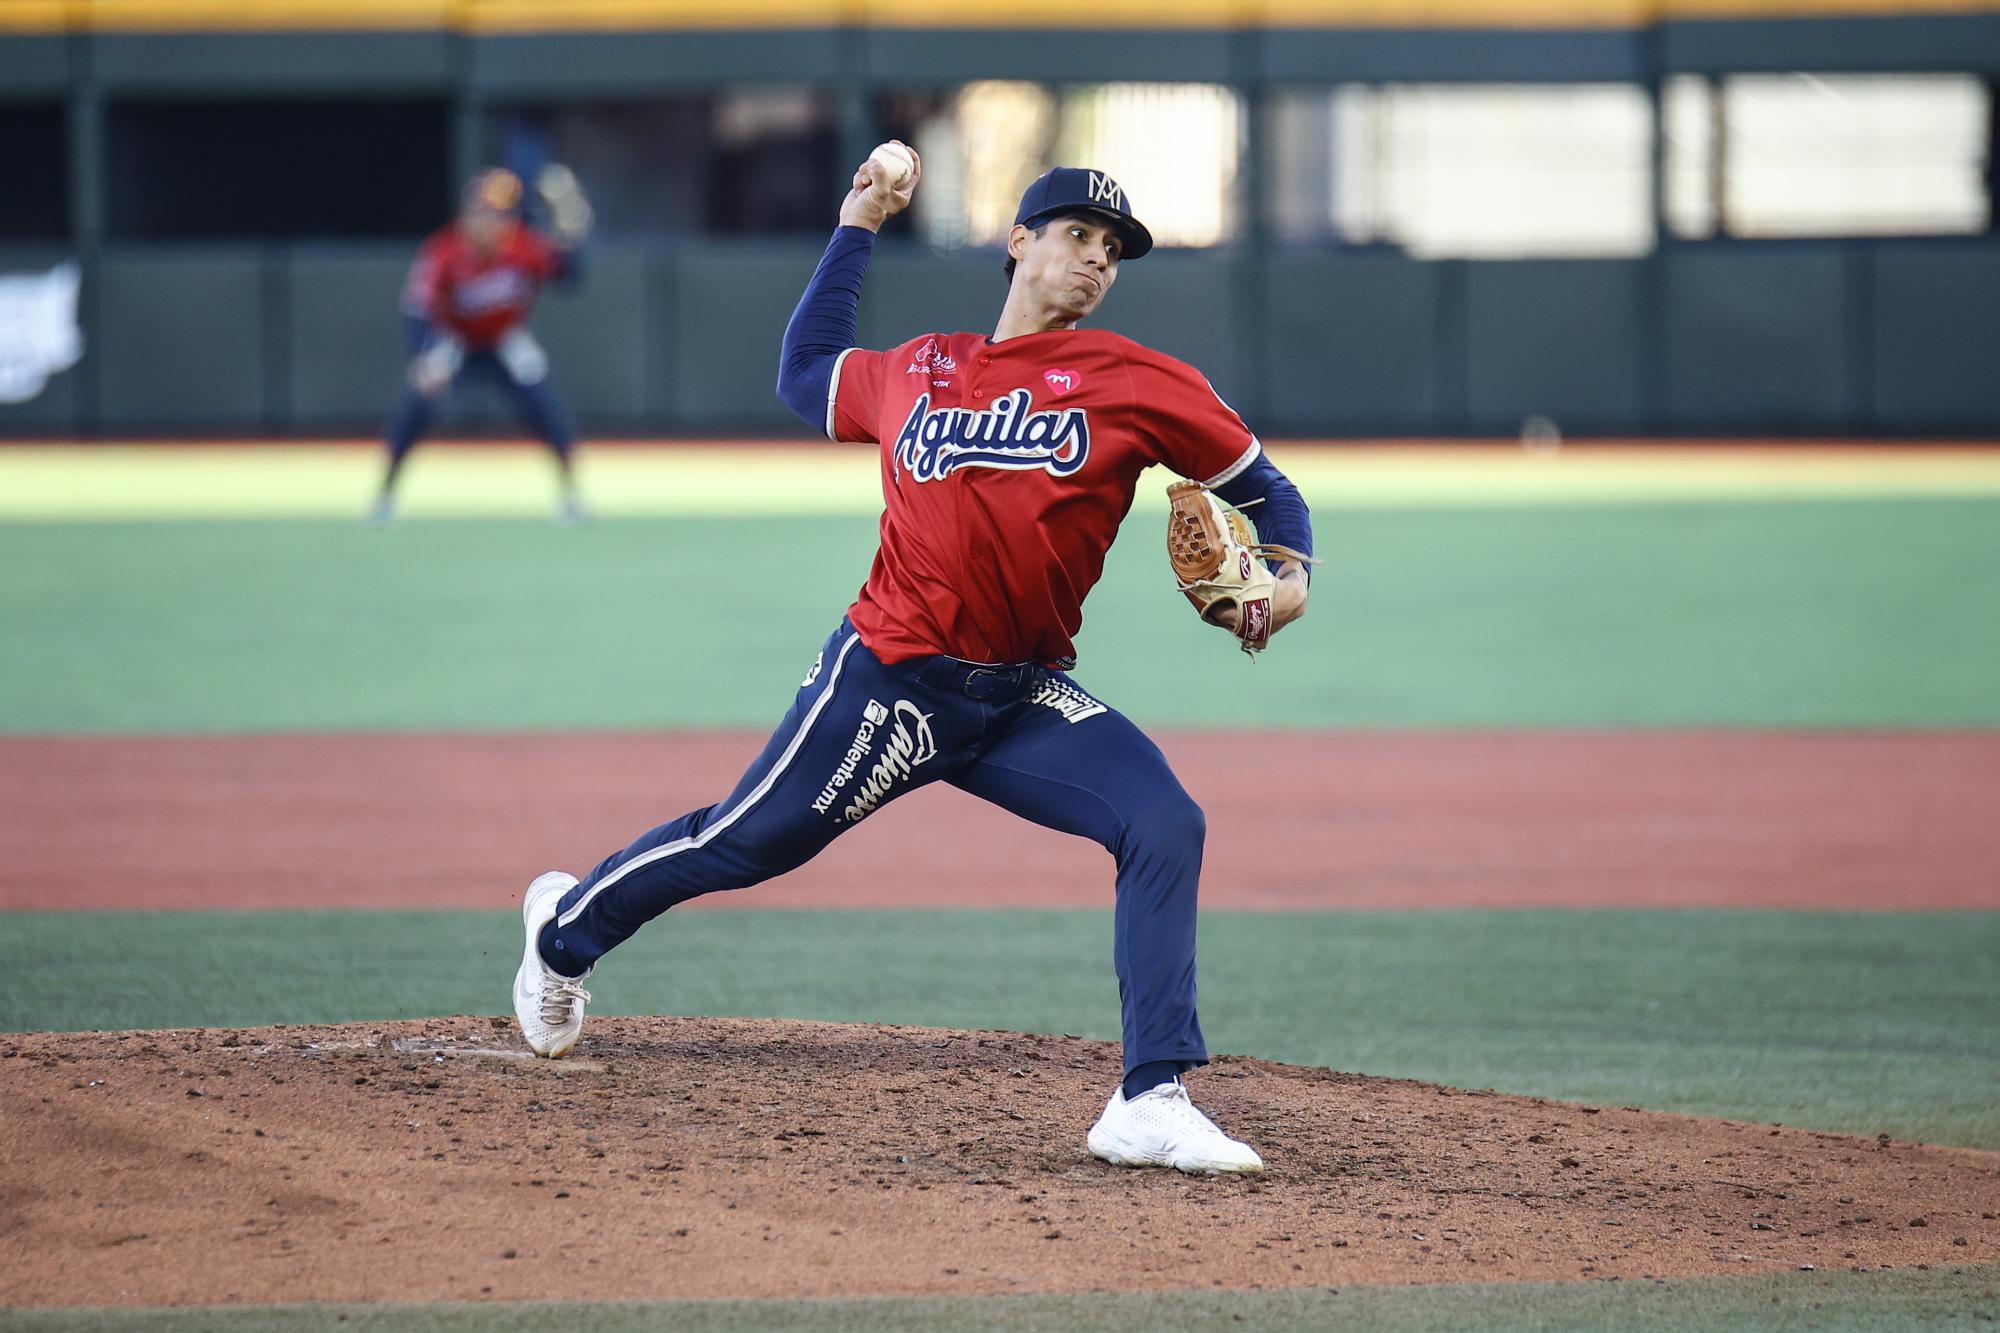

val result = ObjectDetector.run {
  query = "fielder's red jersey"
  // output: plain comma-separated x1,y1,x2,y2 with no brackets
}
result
402,224,562,348
828,328,1262,667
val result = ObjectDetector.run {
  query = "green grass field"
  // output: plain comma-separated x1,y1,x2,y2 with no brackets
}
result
6,909,1997,1149
5,1266,1995,1332
4,499,1998,731
4,446,1996,1329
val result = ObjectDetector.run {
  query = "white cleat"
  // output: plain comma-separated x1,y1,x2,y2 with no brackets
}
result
1087,1079,1265,1175
513,871,591,1058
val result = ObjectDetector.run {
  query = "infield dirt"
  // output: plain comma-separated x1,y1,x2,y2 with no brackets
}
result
4,1015,1997,1308
6,731,1998,912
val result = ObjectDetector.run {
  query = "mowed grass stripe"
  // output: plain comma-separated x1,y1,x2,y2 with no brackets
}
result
5,499,1999,731
4,444,2000,520
6,1266,1996,1331
5,910,1996,1149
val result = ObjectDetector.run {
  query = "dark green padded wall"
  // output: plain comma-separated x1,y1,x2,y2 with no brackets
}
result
855,250,1001,353
1664,246,1856,431
1259,251,1450,435
471,31,844,93
90,33,455,92
285,248,409,431
1464,260,1649,433
523,246,652,428
93,251,269,429
666,243,822,431
0,36,68,93
1869,244,2000,433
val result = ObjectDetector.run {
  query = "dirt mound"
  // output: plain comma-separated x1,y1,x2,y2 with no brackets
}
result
3,1016,1995,1308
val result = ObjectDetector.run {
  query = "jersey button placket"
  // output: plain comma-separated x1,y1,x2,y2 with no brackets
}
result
973,353,991,399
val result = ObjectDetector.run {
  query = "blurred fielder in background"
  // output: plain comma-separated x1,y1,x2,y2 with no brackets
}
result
372,166,594,524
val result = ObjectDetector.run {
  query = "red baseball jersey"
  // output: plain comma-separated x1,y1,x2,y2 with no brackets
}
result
828,328,1262,667
402,224,562,348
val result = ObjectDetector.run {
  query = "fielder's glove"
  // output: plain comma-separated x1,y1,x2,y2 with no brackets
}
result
1166,480,1316,658
409,334,464,396
536,163,595,246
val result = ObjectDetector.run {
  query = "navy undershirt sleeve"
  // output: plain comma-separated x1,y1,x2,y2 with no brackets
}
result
1214,452,1315,573
777,225,877,432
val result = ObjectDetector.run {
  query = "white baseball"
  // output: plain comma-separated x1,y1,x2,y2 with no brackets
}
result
867,142,914,189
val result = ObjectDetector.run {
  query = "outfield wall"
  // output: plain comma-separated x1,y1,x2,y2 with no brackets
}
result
3,8,1998,437
5,239,1998,438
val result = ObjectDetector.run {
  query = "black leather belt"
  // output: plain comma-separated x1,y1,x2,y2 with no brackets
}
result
918,657,1043,701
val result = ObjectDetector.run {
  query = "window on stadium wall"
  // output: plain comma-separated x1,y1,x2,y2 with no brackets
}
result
879,82,1244,251
105,100,450,240
1665,73,1992,239
0,104,68,241
1265,84,1655,259
485,91,838,237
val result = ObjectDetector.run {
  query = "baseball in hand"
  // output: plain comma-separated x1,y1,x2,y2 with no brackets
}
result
867,142,915,189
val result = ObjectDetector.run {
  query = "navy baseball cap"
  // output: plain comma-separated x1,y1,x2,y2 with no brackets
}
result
1014,167,1154,260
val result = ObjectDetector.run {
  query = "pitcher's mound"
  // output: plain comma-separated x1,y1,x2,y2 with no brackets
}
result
3,1015,1994,1308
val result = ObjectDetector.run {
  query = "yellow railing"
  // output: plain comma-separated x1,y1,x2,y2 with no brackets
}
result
4,0,1996,33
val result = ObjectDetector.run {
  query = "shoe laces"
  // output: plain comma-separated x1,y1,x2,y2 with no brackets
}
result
539,975,590,1025
1133,1081,1227,1138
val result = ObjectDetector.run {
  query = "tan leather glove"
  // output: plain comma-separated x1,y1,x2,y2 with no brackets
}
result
1166,480,1316,657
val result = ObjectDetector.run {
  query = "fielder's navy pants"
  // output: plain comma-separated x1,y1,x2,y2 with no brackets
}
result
540,618,1209,1077
386,352,575,462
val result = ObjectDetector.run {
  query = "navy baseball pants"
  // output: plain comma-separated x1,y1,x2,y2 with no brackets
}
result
540,618,1209,1077
385,351,575,463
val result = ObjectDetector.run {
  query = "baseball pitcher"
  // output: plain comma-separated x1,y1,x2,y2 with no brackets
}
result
514,147,1315,1174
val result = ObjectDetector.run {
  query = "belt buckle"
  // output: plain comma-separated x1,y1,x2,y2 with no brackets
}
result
963,666,999,698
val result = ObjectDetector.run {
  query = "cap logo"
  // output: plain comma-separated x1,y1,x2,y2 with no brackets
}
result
1086,173,1124,211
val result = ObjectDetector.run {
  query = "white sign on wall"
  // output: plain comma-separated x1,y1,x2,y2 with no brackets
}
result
0,263,85,404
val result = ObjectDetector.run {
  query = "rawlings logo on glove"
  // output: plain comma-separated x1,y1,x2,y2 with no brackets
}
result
1166,480,1315,658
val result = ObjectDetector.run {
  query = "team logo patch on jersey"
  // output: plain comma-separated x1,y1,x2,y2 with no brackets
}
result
893,389,1088,483
452,269,532,316
1043,368,1082,396
905,337,957,377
